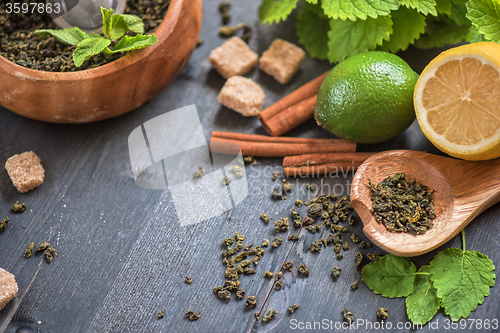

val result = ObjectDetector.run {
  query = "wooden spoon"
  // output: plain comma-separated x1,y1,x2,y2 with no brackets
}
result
350,150,500,257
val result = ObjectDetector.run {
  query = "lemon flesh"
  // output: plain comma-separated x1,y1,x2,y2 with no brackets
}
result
414,42,500,161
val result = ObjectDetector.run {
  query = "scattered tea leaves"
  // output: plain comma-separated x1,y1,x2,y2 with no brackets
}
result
288,234,299,242
185,310,200,321
271,171,279,181
44,246,56,262
342,309,354,324
274,217,289,232
377,308,389,320
331,266,341,278
295,199,303,207
351,279,359,290
185,276,192,284
355,252,365,272
310,239,323,252
299,264,309,276
193,166,204,178
236,289,245,299
282,179,293,192
0,217,9,232
283,261,293,271
36,242,50,252
262,308,278,323
288,304,299,314
351,233,361,243
342,242,350,251
367,252,382,261
245,296,257,308
222,176,232,185
254,312,260,320
260,213,270,223
25,242,34,258
12,201,27,212
158,310,165,319
264,271,274,278
275,279,283,290
223,237,235,246
271,238,283,248
262,239,270,247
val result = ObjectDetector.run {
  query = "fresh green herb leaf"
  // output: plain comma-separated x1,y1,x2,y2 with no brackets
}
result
259,0,300,24
467,25,488,42
327,15,392,63
361,254,417,298
296,2,330,60
122,14,145,34
429,247,495,321
109,34,158,53
305,0,318,3
399,0,438,16
436,0,452,14
466,0,500,43
449,1,470,26
321,0,399,21
378,6,426,53
101,7,114,39
405,265,440,325
73,38,112,67
414,15,468,48
34,27,89,45
109,16,128,40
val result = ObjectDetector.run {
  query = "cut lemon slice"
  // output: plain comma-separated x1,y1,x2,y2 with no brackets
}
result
414,42,500,161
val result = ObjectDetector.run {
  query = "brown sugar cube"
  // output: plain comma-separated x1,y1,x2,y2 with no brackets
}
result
259,39,306,84
5,151,45,193
218,76,265,117
0,268,18,311
209,37,259,78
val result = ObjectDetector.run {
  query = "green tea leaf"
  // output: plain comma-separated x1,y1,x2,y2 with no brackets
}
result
467,25,488,42
109,34,158,53
466,0,500,43
415,15,468,48
399,0,438,16
258,0,300,24
436,0,452,14
327,15,392,63
295,2,330,60
34,27,89,45
406,265,440,325
321,0,399,21
361,254,417,298
429,248,496,321
73,38,111,67
378,6,426,53
122,14,145,34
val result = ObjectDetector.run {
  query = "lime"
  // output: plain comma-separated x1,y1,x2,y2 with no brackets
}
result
315,51,419,144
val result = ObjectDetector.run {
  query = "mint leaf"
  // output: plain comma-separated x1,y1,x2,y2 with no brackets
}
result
449,1,470,26
109,34,158,53
436,0,452,14
321,0,399,21
399,0,438,16
406,265,440,325
305,0,318,3
327,15,392,63
429,248,495,321
34,27,89,45
73,38,111,67
296,2,329,60
259,0,299,24
122,14,145,34
378,6,426,53
415,15,468,48
101,7,114,38
466,0,500,43
361,254,417,298
467,25,488,42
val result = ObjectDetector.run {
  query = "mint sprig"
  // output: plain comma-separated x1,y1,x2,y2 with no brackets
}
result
362,231,496,325
35,7,157,67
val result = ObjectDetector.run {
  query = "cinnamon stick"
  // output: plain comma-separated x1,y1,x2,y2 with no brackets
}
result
210,131,356,157
258,71,329,136
283,152,379,177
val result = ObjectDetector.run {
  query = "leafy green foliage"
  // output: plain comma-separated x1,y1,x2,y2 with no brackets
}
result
429,248,495,321
361,254,417,298
34,7,156,67
415,15,469,48
405,265,440,325
321,0,398,21
73,38,111,67
467,25,488,42
378,6,426,52
467,0,500,43
399,0,438,16
259,0,300,24
296,3,330,60
34,27,90,45
362,232,495,325
436,0,452,14
327,15,392,63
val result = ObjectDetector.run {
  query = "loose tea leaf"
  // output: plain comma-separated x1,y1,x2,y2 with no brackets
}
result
44,246,56,262
193,166,204,178
275,272,283,280
275,279,283,290
230,165,243,178
274,217,289,232
331,266,341,278
295,199,303,207
36,242,50,252
308,203,323,216
299,264,309,276
0,217,9,232
288,304,299,313
369,173,436,234
310,239,323,252
282,179,293,192
262,308,278,323
218,289,231,301
185,310,200,321
246,296,257,308
377,308,389,320
271,171,279,181
283,261,293,271
355,252,365,272
351,233,361,243
264,271,274,278
260,213,270,223
236,289,245,299
262,239,270,247
184,276,192,284
25,242,34,258
306,224,322,234
271,238,283,248
158,310,165,319
12,201,27,212
342,242,350,251
223,237,235,246
254,312,260,320
361,254,417,298
342,309,355,324
351,279,359,290
288,234,299,242
367,252,382,261
222,175,232,185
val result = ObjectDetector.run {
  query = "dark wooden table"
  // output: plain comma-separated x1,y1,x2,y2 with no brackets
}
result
1,1,499,332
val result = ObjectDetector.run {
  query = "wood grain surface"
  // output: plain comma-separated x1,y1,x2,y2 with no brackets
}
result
0,1,499,333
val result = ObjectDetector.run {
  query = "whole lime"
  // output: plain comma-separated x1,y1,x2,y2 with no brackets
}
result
314,51,419,143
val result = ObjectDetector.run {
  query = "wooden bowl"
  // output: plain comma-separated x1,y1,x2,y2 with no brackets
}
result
0,0,202,123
